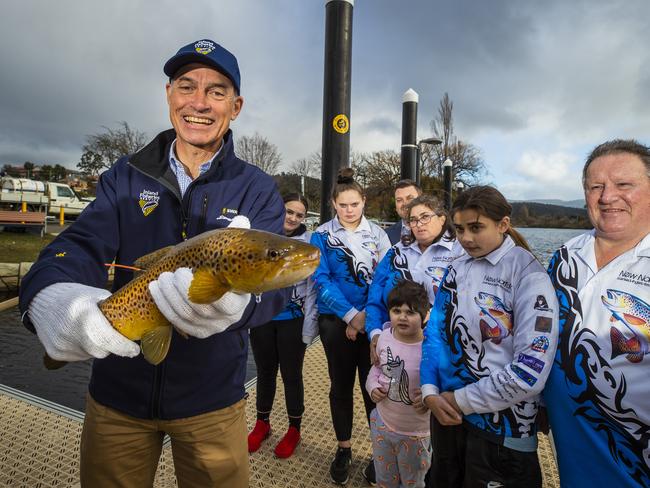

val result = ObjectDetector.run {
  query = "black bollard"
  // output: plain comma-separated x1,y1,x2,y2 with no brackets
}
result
320,0,354,222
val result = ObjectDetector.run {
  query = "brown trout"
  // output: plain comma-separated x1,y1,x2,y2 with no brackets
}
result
46,228,320,368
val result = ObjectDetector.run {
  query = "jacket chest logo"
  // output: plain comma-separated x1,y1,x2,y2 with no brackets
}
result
139,190,160,217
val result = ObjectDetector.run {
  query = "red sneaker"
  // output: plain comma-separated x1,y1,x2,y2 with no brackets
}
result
274,426,301,459
248,419,271,453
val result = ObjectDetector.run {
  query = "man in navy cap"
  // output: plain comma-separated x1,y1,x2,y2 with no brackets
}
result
19,39,288,487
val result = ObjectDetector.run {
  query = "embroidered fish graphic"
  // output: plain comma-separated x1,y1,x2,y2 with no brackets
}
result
475,292,513,344
602,289,650,363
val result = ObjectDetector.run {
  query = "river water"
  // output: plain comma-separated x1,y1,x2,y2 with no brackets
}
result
0,227,586,413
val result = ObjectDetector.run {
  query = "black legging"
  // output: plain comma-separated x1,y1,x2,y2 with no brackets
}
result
318,314,375,442
249,317,307,418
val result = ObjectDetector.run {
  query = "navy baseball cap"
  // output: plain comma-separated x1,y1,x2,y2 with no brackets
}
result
164,39,241,93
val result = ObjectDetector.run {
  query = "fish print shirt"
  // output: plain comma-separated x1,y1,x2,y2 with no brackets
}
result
273,229,318,343
366,326,429,436
311,216,391,322
545,232,650,487
421,236,559,451
365,234,464,338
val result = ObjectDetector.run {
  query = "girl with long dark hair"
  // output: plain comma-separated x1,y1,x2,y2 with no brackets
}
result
420,186,559,487
311,168,391,485
248,193,317,459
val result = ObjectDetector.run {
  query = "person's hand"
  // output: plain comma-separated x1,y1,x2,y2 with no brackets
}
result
345,324,359,341
369,334,380,365
370,387,387,403
149,268,250,339
28,282,141,362
441,391,462,415
412,388,428,414
349,310,366,333
424,394,462,425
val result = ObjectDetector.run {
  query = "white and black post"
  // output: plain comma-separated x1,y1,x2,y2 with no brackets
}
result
400,88,419,182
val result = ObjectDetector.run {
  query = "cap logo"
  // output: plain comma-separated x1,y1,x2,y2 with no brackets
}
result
194,40,216,55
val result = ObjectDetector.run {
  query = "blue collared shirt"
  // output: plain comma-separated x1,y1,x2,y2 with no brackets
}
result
168,140,222,196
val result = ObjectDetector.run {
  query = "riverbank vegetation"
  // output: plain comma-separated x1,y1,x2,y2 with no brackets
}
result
511,202,592,229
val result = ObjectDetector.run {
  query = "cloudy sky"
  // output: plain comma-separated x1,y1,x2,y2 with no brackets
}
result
2,0,649,201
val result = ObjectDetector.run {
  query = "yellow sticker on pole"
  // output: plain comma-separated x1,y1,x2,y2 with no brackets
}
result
332,114,349,134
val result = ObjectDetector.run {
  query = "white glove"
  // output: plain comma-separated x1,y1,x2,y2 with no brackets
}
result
28,282,141,362
149,268,251,339
227,215,251,229
148,216,252,339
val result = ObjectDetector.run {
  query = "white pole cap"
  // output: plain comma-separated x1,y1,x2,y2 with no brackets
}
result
402,88,419,103
443,158,453,168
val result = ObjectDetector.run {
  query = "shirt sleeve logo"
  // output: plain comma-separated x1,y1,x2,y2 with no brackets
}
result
534,316,553,332
531,336,549,353
534,295,552,312
517,353,545,373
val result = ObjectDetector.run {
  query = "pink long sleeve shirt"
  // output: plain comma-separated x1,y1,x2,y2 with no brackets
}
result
365,327,430,436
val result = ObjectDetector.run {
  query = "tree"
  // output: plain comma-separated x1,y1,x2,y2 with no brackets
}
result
354,149,401,220
235,132,282,174
39,165,53,181
23,161,35,178
289,151,321,179
53,164,67,181
421,93,486,185
78,150,105,177
78,121,147,174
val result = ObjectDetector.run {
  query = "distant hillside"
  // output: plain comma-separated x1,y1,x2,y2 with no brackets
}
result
511,201,591,229
529,198,585,208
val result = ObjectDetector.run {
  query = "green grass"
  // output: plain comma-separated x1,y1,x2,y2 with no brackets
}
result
0,230,55,262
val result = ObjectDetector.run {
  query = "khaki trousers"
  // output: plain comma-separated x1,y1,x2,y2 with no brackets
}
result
80,395,249,488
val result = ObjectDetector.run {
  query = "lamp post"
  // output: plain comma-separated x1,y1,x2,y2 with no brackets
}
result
416,137,442,187
443,158,453,210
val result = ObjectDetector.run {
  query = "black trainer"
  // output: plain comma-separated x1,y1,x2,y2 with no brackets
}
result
363,458,376,486
330,447,352,485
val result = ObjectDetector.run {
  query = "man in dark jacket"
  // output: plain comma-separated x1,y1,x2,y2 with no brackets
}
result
385,179,422,245
19,39,288,488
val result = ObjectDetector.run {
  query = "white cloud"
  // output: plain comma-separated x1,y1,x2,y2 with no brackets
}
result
496,151,584,200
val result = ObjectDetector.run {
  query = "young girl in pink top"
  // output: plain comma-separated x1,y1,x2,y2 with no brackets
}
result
365,280,431,488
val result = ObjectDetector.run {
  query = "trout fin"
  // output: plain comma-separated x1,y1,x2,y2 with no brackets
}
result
624,313,645,326
480,319,499,341
188,268,230,303
43,354,68,370
610,326,641,360
133,246,175,271
141,326,172,365
626,352,644,363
